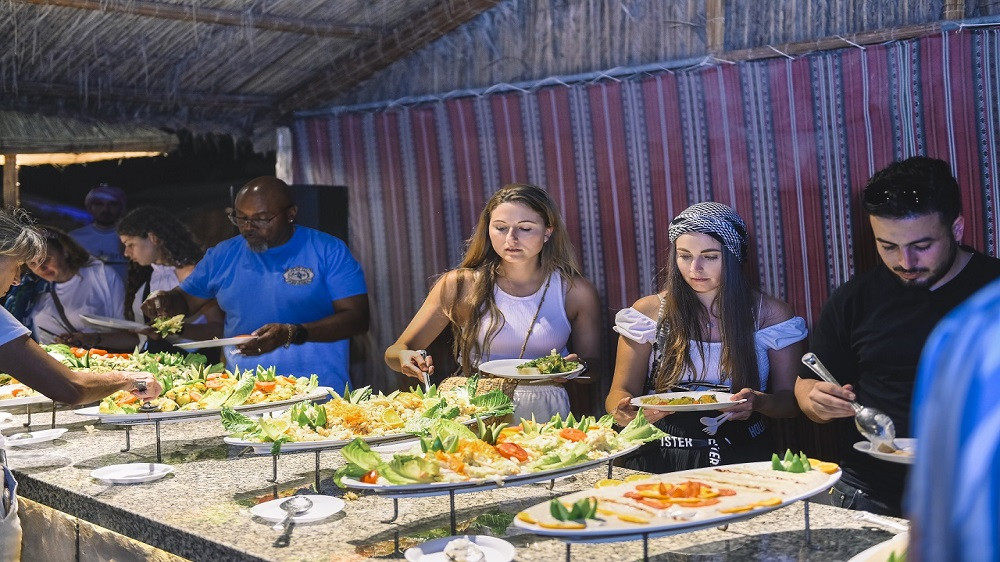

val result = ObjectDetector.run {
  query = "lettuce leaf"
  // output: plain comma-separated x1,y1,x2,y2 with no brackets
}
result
220,407,258,434
618,409,668,443
340,438,382,471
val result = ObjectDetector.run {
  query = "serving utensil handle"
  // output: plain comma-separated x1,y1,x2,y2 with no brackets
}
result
801,353,862,413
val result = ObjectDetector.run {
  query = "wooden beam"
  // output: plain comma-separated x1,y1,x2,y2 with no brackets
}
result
944,0,966,20
723,21,952,63
2,154,18,208
278,0,503,113
12,81,275,109
706,0,724,54
14,0,381,39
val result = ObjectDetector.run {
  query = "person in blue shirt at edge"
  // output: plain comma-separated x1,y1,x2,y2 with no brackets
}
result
906,277,1000,562
69,184,130,282
141,176,370,390
795,156,1000,517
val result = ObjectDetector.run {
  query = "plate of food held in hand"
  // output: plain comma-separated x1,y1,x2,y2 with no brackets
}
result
478,350,585,381
630,391,746,412
175,335,256,350
853,438,916,465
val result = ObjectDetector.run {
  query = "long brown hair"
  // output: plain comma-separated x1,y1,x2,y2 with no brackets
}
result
448,183,582,374
653,243,760,392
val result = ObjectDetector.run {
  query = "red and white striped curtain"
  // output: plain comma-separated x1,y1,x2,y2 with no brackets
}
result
292,28,1000,397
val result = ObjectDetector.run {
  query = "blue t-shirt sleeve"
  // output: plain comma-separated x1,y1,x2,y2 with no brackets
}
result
180,245,221,300
322,238,367,301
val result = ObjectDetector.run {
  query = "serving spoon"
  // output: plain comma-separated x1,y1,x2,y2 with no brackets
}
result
272,495,313,547
801,353,897,452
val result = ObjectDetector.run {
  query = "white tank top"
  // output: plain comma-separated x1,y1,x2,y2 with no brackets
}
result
477,271,572,362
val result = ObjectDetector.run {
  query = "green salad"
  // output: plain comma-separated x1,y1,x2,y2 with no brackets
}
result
516,349,580,374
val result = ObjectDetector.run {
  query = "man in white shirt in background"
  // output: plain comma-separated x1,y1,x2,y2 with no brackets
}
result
69,184,128,281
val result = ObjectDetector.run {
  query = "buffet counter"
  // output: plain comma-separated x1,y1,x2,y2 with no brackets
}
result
4,407,905,561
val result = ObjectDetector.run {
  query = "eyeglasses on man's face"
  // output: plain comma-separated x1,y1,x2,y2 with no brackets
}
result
227,206,291,229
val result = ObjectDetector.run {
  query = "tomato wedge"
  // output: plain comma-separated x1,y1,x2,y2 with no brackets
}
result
254,380,276,393
205,379,226,390
559,427,588,442
495,442,529,462
361,470,379,484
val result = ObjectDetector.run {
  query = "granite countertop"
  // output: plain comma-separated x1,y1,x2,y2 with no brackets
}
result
2,404,907,561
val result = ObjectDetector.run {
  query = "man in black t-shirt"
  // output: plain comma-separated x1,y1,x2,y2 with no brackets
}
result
795,156,1000,517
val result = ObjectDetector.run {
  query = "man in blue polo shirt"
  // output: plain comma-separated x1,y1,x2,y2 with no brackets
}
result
143,177,369,389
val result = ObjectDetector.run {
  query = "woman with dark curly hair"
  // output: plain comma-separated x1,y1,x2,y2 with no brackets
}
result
67,206,222,351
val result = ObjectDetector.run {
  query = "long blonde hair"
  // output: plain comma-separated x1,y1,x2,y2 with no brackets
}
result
449,184,582,374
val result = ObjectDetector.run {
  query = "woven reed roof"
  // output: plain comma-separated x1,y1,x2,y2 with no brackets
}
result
0,110,178,153
0,0,502,148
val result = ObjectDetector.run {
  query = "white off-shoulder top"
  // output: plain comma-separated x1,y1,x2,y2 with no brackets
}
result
613,306,807,391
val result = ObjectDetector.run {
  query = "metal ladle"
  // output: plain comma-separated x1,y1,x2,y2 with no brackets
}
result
272,495,313,547
801,353,897,452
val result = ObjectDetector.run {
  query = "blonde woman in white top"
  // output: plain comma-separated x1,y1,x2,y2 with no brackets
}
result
606,202,807,472
386,183,602,422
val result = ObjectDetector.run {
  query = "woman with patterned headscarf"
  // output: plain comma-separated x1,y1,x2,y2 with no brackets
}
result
606,202,807,472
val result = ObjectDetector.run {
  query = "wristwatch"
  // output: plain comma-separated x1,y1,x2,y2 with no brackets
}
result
291,324,309,345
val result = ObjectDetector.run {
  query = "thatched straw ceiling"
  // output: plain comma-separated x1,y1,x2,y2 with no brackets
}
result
0,0,502,148
0,110,178,153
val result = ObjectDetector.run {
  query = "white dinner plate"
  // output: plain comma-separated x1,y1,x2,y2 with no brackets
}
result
847,531,908,562
79,314,149,331
250,494,345,524
4,428,68,446
630,391,746,412
514,460,840,540
404,535,515,562
175,336,256,350
0,384,51,408
91,462,174,484
853,438,916,465
74,386,332,423
477,358,585,381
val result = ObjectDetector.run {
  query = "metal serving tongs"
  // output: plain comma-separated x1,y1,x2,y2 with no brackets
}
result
801,353,898,452
416,350,432,394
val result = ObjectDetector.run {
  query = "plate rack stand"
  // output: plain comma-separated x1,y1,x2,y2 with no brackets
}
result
23,402,58,429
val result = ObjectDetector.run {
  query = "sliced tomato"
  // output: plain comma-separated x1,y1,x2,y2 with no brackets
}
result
361,470,379,484
495,442,529,462
205,379,226,390
254,380,277,393
559,427,588,442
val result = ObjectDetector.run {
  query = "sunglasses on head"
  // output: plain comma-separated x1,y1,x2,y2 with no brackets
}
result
863,184,930,209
